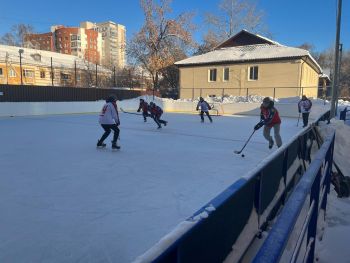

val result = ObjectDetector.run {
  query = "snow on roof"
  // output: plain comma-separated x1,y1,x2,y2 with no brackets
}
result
175,44,321,72
0,44,111,73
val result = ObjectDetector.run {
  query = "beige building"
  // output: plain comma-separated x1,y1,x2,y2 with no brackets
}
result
82,21,126,69
175,30,323,99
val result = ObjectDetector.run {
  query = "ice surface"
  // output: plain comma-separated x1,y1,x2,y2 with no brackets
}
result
0,113,304,262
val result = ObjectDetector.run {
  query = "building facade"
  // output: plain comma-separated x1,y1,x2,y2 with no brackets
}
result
81,21,126,69
24,21,125,69
175,30,323,99
0,44,111,87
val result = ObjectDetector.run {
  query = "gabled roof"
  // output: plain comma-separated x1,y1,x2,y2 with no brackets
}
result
175,30,322,74
215,29,280,49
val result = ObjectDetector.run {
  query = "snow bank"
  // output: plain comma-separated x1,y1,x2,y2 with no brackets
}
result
315,119,350,263
317,119,350,175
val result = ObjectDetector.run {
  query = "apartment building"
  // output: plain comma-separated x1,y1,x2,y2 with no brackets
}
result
81,21,126,69
24,21,126,69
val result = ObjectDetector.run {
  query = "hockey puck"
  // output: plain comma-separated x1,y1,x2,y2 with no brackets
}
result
241,154,245,157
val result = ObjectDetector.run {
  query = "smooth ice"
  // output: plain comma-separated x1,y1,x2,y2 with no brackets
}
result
0,112,301,262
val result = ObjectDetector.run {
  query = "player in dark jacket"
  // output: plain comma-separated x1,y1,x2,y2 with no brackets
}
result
137,98,150,122
254,97,282,149
149,102,167,129
196,97,213,123
298,95,312,127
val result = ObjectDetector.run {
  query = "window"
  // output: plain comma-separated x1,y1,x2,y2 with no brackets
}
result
23,69,34,78
249,66,259,80
71,35,78,41
40,71,45,78
223,67,229,81
208,68,217,82
61,73,70,80
9,69,16,77
0,68,3,76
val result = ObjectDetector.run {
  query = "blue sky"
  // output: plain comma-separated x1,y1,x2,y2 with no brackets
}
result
0,0,348,52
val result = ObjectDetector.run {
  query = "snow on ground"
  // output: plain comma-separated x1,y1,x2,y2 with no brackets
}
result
316,120,350,263
0,112,301,263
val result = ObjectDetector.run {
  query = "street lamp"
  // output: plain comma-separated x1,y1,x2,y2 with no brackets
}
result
19,49,24,85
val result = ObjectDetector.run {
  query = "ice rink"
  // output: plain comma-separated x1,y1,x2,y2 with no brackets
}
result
0,112,301,262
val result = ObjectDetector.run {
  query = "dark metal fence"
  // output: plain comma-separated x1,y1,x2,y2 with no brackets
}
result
0,84,142,102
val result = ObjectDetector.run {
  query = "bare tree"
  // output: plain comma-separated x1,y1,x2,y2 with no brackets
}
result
0,33,16,46
128,0,195,97
0,24,35,46
197,0,268,54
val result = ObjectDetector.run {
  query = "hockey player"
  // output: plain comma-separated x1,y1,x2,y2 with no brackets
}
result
149,102,167,129
196,97,213,123
298,95,312,127
254,97,282,149
137,98,150,122
97,95,121,149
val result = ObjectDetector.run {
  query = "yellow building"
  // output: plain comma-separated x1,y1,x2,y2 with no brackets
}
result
0,44,112,87
175,30,323,99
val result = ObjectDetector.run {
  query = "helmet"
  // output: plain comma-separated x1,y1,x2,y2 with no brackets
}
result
106,95,117,103
140,98,144,102
262,97,271,107
199,97,204,101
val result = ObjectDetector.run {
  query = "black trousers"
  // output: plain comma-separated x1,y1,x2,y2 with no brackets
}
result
152,114,166,127
200,111,212,122
142,111,150,121
99,124,120,143
302,112,310,127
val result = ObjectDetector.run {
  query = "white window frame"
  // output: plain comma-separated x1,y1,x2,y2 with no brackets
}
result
223,67,229,82
208,68,217,82
248,66,259,81
9,68,16,77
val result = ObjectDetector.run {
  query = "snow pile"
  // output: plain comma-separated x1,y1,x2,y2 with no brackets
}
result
317,119,350,175
315,119,350,263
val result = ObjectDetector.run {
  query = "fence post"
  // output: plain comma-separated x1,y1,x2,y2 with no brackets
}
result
200,88,202,98
273,88,276,100
113,66,116,87
192,87,194,101
246,88,249,101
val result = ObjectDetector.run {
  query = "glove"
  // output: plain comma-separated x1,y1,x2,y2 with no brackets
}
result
254,121,264,130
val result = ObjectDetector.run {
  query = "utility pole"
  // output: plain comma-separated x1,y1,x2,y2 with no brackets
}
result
74,60,77,87
5,52,9,85
95,63,98,88
330,0,342,118
19,49,24,85
51,57,54,86
335,43,343,114
113,66,116,87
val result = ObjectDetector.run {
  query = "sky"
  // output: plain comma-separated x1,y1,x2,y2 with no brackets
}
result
0,0,348,52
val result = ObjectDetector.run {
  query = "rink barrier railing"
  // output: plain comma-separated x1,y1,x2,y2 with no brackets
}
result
139,110,333,263
252,130,334,263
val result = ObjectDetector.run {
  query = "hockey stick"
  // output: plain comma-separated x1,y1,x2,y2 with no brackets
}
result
234,130,256,154
297,113,301,127
120,108,143,116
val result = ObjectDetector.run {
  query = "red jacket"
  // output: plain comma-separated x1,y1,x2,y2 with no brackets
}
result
260,102,281,127
138,101,149,112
